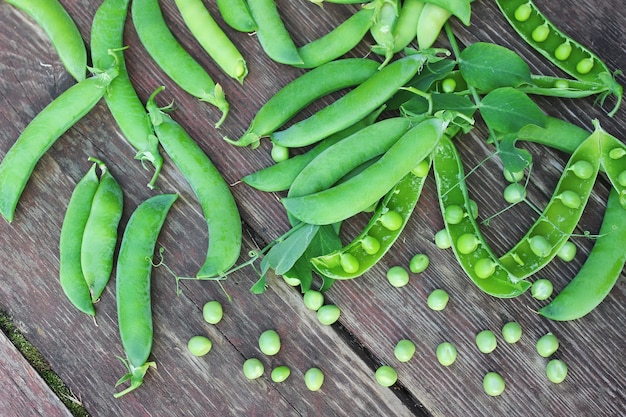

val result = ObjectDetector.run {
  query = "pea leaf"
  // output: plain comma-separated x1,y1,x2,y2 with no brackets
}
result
459,42,531,91
499,134,532,173
424,0,472,25
480,87,546,135
265,223,320,275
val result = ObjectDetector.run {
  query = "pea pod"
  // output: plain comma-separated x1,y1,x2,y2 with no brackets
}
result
433,135,531,298
598,130,626,208
538,189,626,321
0,63,119,223
498,128,601,279
5,0,87,82
216,0,256,32
114,193,178,398
369,0,400,67
391,0,425,53
146,88,242,278
282,117,446,225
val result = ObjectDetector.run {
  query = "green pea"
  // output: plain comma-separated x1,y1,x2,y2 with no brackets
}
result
558,190,581,209
441,77,457,93
531,24,550,43
609,147,626,159
444,205,465,224
475,330,497,354
531,278,554,300
340,253,360,274
427,289,449,311
380,210,403,231
468,199,479,219
483,372,505,396
387,266,410,288
554,41,572,61
503,168,524,183
546,359,568,384
375,365,398,387
576,57,594,74
503,182,526,204
554,79,570,89
187,335,213,356
536,332,559,357
618,170,626,187
202,300,223,324
303,290,324,311
435,228,451,249
529,235,552,257
556,241,577,262
394,339,416,362
456,233,480,254
513,3,532,21
501,321,522,344
304,367,324,391
258,329,281,356
361,235,381,255
317,304,341,325
243,358,264,380
271,365,291,383
409,253,429,274
436,342,457,366
412,159,430,177
570,160,594,179
474,258,497,279
271,143,289,162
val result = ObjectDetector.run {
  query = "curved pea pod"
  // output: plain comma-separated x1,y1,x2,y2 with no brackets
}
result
498,128,601,279
517,116,590,155
282,117,446,225
5,0,87,82
271,53,433,148
0,63,119,223
146,88,242,278
433,135,531,298
598,130,626,209
312,159,431,279
81,158,124,303
391,0,425,53
369,0,400,68
216,0,256,32
59,163,100,316
114,193,178,398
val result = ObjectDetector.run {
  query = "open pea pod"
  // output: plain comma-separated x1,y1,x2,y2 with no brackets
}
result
598,129,626,209
311,158,431,279
433,135,530,298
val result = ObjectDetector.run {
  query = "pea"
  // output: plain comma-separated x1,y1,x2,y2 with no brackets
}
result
554,41,572,61
474,258,497,279
468,199,479,219
412,159,430,177
501,321,523,344
339,253,360,274
456,233,480,254
513,3,532,21
317,304,341,325
546,359,568,384
441,77,457,93
483,372,505,396
556,241,577,262
531,24,550,43
554,79,570,89
536,332,559,357
243,358,264,380
271,143,289,162
387,266,410,288
557,190,581,209
304,367,324,391
503,182,526,204
427,289,449,311
360,235,381,255
258,329,281,356
531,278,554,300
444,204,465,224
435,228,451,249
503,168,524,183
529,235,552,257
202,300,223,324
380,210,403,231
436,342,457,366
576,57,594,74
271,365,291,383
375,365,398,387
570,160,594,179
609,147,626,159
303,290,324,311
618,170,626,187
394,339,416,362
187,335,213,356
475,330,497,354
409,253,430,274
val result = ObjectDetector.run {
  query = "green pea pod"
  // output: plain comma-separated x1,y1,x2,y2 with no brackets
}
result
417,2,452,50
282,117,446,225
5,0,87,82
517,116,590,155
114,193,178,398
391,0,425,53
59,163,100,316
271,53,432,148
498,128,601,279
312,159,431,279
598,130,626,209
226,58,380,148
369,0,400,68
131,0,229,127
539,189,626,321
146,88,242,278
433,135,531,298
0,63,119,223
81,158,124,303
90,0,163,189
216,0,256,32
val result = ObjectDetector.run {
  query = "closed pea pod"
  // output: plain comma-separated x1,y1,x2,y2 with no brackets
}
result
146,87,241,278
114,193,178,398
5,0,87,82
416,0,472,50
216,0,256,32
0,62,119,223
391,0,425,53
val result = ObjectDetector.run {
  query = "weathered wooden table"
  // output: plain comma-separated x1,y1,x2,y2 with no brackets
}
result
1,0,625,416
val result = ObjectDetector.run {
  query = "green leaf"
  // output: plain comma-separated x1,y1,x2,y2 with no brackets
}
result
499,134,533,173
459,42,531,91
480,88,546,135
264,223,320,275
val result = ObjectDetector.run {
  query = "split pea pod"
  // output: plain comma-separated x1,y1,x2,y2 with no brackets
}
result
59,163,100,316
226,58,380,148
81,158,124,303
0,63,119,223
598,130,626,208
282,117,446,225
538,189,626,321
271,53,431,148
90,0,163,189
146,88,241,278
5,0,87,82
498,128,601,279
433,135,531,298
114,193,178,398
174,0,248,83
216,0,256,32
131,0,229,127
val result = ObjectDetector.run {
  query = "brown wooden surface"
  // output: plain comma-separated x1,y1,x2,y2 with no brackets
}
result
1,0,625,416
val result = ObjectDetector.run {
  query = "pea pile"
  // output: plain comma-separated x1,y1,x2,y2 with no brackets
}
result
1,0,625,402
